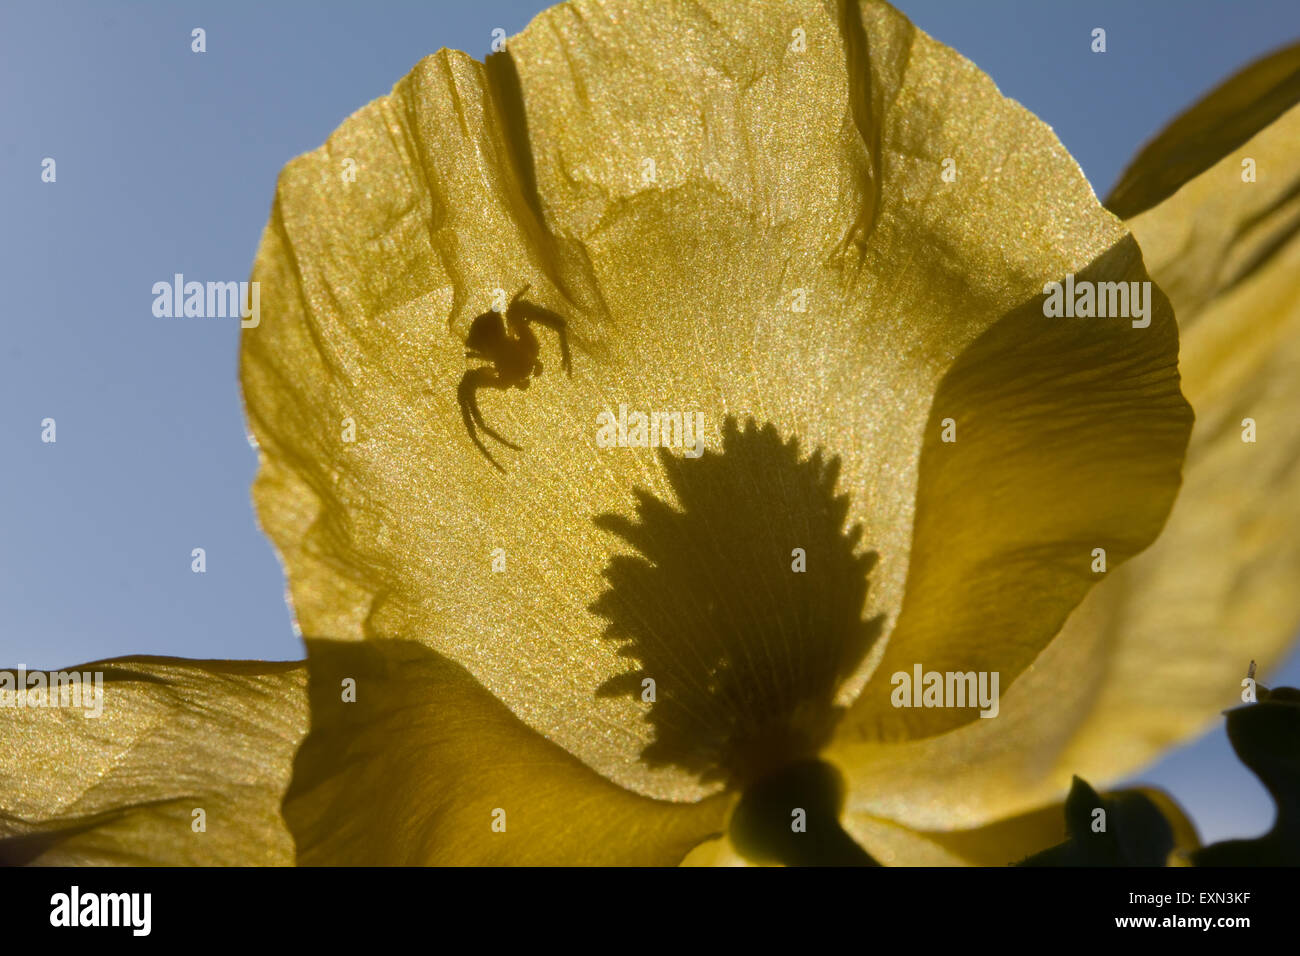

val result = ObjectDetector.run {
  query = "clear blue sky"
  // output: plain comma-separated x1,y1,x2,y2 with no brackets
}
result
1,0,1297,844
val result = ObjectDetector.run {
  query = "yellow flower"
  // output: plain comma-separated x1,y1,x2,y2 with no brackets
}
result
248,0,1196,864
2,2,1297,866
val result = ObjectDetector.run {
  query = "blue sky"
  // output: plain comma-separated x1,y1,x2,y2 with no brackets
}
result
1,0,1298,844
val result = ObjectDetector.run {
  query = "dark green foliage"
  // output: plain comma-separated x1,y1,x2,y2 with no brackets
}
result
1018,776,1175,866
1193,685,1300,866
1026,677,1300,867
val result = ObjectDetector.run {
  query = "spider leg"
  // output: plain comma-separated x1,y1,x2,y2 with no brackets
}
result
458,368,522,473
514,302,572,376
472,400,523,452
509,283,532,309
459,370,506,473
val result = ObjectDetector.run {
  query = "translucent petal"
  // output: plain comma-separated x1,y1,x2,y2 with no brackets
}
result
1059,98,1300,782
1106,42,1300,218
845,784,1196,866
833,50,1300,829
285,639,726,864
0,659,306,865
244,0,1188,798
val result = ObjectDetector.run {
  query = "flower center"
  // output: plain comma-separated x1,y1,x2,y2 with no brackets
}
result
729,759,878,866
590,416,884,790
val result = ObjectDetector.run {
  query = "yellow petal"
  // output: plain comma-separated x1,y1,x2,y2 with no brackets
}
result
837,233,1188,744
844,806,1063,866
1106,42,1300,219
679,833,756,867
832,49,1300,829
693,783,1197,866
1057,98,1300,781
0,659,306,865
285,638,727,864
845,785,1197,866
244,0,1188,797
829,637,1129,828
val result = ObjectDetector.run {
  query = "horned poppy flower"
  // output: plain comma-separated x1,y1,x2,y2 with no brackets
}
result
3,1,1298,866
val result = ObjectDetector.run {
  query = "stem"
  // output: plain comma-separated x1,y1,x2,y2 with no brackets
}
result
729,759,879,866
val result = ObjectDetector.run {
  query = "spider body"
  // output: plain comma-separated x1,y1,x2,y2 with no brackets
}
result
458,285,571,472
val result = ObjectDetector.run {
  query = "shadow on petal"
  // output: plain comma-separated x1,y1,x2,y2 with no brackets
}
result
590,417,885,788
285,638,727,865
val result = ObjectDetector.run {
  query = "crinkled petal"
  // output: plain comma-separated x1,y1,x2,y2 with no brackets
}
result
0,659,306,866
244,0,1188,798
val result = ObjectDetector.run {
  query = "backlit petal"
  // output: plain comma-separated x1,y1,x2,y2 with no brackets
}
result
0,659,306,866
285,639,726,864
244,0,1188,798
833,47,1300,828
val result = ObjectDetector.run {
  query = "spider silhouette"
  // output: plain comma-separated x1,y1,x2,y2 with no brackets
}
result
458,284,571,472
